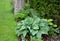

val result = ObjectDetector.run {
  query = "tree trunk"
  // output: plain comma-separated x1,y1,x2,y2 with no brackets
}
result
14,0,24,14
27,0,29,3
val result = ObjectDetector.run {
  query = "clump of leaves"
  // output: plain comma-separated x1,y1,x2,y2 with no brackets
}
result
43,19,60,38
16,16,50,40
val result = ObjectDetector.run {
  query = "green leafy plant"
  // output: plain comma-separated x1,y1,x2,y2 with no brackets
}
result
15,3,40,22
16,16,50,41
43,19,60,37
16,16,59,41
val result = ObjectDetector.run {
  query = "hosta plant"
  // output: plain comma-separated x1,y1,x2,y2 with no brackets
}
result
16,16,50,41
43,19,60,38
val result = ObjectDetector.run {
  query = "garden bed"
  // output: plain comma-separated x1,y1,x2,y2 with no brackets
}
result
18,35,60,41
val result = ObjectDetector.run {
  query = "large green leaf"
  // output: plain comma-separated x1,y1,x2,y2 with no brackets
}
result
25,17,33,25
33,16,40,23
39,20,47,27
27,26,31,30
16,30,22,36
40,23,45,26
22,30,28,38
19,25,26,31
49,22,53,25
30,29,38,36
36,31,42,38
47,19,53,22
40,26,49,31
32,24,39,29
36,30,48,38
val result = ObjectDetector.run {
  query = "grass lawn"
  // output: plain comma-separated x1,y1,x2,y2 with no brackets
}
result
0,0,18,41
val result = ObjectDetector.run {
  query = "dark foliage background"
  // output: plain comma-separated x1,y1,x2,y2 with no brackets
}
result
30,0,60,27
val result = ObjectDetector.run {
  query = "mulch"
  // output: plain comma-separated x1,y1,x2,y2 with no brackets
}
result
42,35,60,41
18,35,60,41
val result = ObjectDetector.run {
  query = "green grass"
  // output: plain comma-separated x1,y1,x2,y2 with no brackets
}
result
0,0,18,41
